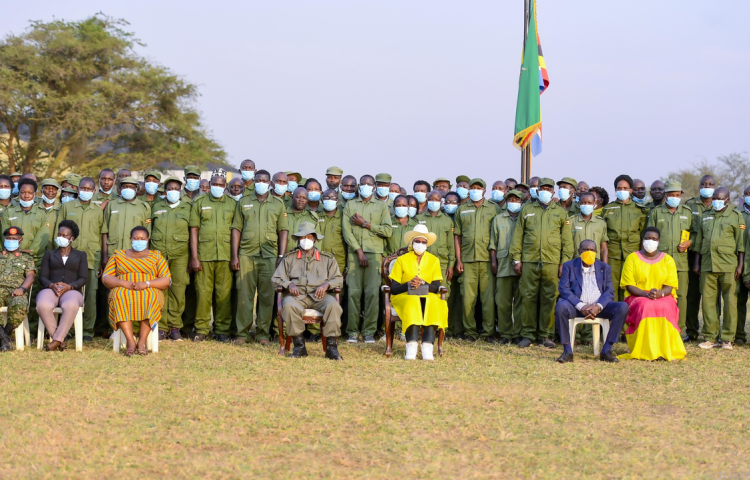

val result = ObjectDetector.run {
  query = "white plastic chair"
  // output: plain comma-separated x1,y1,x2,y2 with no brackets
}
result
37,286,85,352
0,286,33,351
568,317,610,356
112,321,158,353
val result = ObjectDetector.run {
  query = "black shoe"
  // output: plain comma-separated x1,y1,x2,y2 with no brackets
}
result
512,336,523,345
620,334,627,343
193,334,207,342
308,334,321,343
290,334,308,358
735,339,746,347
82,335,94,342
325,336,343,361
539,338,555,349
0,327,12,352
556,352,574,363
346,334,359,343
518,338,532,348
170,329,184,341
600,350,619,363
498,337,512,345
464,336,478,342
681,334,697,343
215,334,231,343
363,335,375,344
158,330,168,341
484,336,499,344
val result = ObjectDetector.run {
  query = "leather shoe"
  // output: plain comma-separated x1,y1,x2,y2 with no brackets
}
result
193,334,207,342
681,334,697,343
600,350,619,363
82,335,94,342
498,337,512,345
325,336,343,361
215,334,231,343
539,338,555,349
556,352,574,363
518,338,532,348
290,334,308,358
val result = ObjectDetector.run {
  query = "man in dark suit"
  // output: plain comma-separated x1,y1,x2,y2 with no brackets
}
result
555,240,628,363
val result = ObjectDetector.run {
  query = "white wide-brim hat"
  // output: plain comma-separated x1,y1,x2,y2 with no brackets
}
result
404,224,437,247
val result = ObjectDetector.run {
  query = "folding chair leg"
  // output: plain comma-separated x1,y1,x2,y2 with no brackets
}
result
37,319,45,350
74,309,83,352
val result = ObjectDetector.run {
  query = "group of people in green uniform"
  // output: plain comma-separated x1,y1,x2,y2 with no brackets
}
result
0,164,748,353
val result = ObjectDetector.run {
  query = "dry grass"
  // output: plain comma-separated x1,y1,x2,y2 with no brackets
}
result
1,337,748,479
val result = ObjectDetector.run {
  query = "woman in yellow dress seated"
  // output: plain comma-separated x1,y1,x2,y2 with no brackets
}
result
618,226,687,361
388,224,448,360
102,226,171,356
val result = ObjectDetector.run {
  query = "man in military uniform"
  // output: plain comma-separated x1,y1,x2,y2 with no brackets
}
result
115,169,131,195
602,174,649,301
0,227,36,351
138,170,162,206
180,165,202,337
568,180,590,217
61,173,82,192
40,178,61,250
442,191,464,338
286,188,320,246
631,178,648,207
490,190,523,344
433,178,452,193
55,177,104,341
9,173,21,199
556,177,577,213
271,172,291,208
645,180,665,209
416,190,455,297
488,181,507,211
528,176,540,203
342,174,392,343
413,180,430,215
646,180,695,336
387,195,418,255
239,159,256,196
272,222,344,360
693,186,745,350
230,169,289,345
0,175,13,217
182,165,203,203
455,175,471,205
228,177,245,202
340,175,358,204
93,169,116,204
284,172,301,207
101,177,152,265
454,178,500,341
373,173,393,209
325,166,343,193
737,184,750,346
319,189,347,331
569,192,609,261
150,176,192,341
510,177,574,348
684,175,716,341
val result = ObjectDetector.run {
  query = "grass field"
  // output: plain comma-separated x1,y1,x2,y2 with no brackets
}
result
1,337,748,479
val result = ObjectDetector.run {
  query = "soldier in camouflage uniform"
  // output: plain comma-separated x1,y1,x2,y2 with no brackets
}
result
0,227,36,351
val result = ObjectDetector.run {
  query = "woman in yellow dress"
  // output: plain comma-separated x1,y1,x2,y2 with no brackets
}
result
102,226,171,356
618,226,687,361
389,224,448,360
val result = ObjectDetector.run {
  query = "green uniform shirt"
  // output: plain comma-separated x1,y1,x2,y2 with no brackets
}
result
0,201,11,218
137,194,160,207
601,199,649,260
342,197,393,254
318,208,347,274
386,216,418,255
685,196,712,230
55,199,104,269
150,199,192,260
415,211,456,268
569,214,609,260
0,250,35,289
646,203,695,271
286,207,321,247
242,184,255,197
489,211,520,277
230,193,288,259
43,204,61,251
0,203,50,263
509,200,574,265
453,200,500,263
92,190,113,204
283,194,292,210
568,202,581,217
102,197,152,252
740,205,750,281
693,207,745,273
189,194,236,262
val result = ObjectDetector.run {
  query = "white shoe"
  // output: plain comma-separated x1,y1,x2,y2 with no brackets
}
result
421,342,434,361
404,341,418,360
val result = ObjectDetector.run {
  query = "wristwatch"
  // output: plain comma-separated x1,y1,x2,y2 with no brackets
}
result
18,286,26,293
513,260,521,265
146,281,150,289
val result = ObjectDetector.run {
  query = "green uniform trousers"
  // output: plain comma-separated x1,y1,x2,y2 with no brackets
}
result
735,280,748,343
0,289,28,328
495,276,521,339
160,255,189,332
519,263,559,341
235,255,277,341
609,257,626,302
181,271,197,335
447,271,464,337
195,261,233,336
345,252,382,337
281,295,343,337
685,252,702,338
460,261,495,339
82,268,99,337
675,271,689,334
700,272,737,343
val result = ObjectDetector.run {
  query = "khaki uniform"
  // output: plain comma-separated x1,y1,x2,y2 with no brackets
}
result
91,190,113,204
151,199,192,333
489,211,521,339
387,216,418,255
569,214,609,259
137,194,159,207
231,193,289,341
454,200,500,339
601,199,649,300
685,196,712,337
646,203,695,332
242,184,255,197
510,201,574,341
694,207,745,343
286,208,321,248
189,194,236,336
102,197,152,252
272,248,344,337
0,250,34,328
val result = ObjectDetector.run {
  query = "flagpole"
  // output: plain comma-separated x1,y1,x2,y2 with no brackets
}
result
521,0,531,183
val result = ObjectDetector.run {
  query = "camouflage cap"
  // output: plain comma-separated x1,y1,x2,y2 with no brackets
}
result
664,180,683,193
41,178,61,189
326,166,343,176
375,173,392,183
184,165,201,176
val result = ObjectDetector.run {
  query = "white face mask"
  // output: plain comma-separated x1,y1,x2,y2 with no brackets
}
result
412,242,427,255
299,238,314,251
643,239,659,253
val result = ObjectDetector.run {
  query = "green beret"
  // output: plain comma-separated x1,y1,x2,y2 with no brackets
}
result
556,177,578,188
469,178,486,189
184,165,201,176
375,173,392,183
538,177,555,188
326,166,343,176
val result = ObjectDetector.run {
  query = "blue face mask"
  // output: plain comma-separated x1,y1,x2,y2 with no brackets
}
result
241,170,254,181
323,200,337,212
444,204,458,215
507,202,522,213
166,190,181,203
745,196,750,207
491,190,505,202
359,185,374,198
388,192,398,201
42,194,56,204
274,184,287,196
0,188,10,200
712,199,725,211
700,188,715,199
287,181,298,193
342,191,355,200
229,194,242,202
61,196,74,204
395,206,409,218
210,186,225,198
12,183,18,195
100,187,113,195
456,187,469,200
580,204,594,216
55,236,70,248
131,240,148,252
413,192,427,204
427,201,441,212
408,207,417,218
616,190,630,202
254,182,269,195
469,189,484,202
537,190,553,204
575,195,580,203
145,182,159,195
121,188,136,201
530,187,538,199
185,179,200,192
666,197,681,208
19,199,35,208
633,195,645,204
308,191,321,202
4,239,19,251
558,188,571,202
78,190,93,202
376,186,390,198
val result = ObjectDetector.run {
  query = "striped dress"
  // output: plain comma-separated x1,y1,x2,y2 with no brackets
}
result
103,250,171,330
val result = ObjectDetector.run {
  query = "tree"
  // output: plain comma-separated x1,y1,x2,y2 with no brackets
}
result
663,153,748,201
0,14,226,178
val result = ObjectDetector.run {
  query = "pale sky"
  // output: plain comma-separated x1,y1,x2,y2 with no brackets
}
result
3,1,748,194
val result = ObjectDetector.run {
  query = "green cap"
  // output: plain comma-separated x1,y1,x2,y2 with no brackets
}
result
433,178,452,188
292,221,323,239
375,173,392,183
61,187,78,196
161,176,183,187
456,175,471,185
556,177,578,188
157,185,165,193
10,172,21,177
64,173,82,187
285,172,302,182
664,180,683,193
120,176,139,186
516,182,530,190
144,170,162,182
326,166,343,176
538,177,555,188
506,189,524,200
184,165,201,176
41,178,61,189
469,178,486,189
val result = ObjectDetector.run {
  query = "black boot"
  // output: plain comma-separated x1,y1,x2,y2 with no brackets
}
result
0,325,14,352
325,336,343,361
290,334,308,358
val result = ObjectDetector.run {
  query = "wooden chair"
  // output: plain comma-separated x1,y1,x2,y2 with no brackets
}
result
112,321,159,353
0,285,33,351
37,286,84,352
381,248,446,358
276,286,341,356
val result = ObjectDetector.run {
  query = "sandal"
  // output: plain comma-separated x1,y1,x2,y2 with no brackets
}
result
137,343,148,355
125,348,135,357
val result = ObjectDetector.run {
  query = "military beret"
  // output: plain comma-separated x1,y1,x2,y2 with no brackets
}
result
3,226,23,236
505,189,524,200
326,166,343,176
538,177,555,188
375,173,392,183
144,170,162,181
664,180,683,193
120,176,139,186
64,173,82,187
184,165,201,176
41,178,61,189
556,177,578,188
161,176,183,187
433,178,452,188
469,178,486,189
456,175,471,185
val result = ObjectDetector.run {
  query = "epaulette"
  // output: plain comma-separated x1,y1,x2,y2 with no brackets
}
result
319,250,335,259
